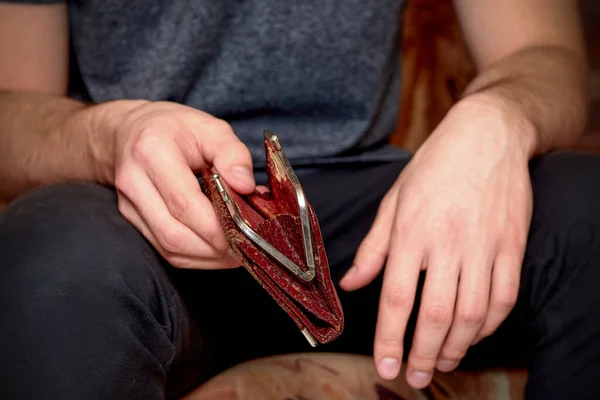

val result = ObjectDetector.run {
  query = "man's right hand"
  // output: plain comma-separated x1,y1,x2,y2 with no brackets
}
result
107,101,255,270
2,2,253,268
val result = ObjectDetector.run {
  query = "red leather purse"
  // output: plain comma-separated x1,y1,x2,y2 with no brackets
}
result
200,131,344,345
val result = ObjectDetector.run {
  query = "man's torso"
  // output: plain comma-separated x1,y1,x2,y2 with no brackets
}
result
67,0,409,165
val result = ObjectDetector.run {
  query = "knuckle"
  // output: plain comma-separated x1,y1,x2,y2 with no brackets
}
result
114,170,132,193
512,234,527,254
476,326,495,340
357,239,387,266
163,253,182,267
378,337,404,348
157,227,185,254
208,232,228,255
391,219,412,239
383,287,413,310
396,192,427,221
376,337,404,355
226,145,252,165
378,190,396,212
506,222,527,250
408,353,438,370
440,347,466,361
201,218,227,250
493,291,518,312
456,305,487,326
116,197,131,218
166,193,190,220
423,304,453,328
225,136,251,155
165,254,195,269
209,118,233,134
131,129,161,164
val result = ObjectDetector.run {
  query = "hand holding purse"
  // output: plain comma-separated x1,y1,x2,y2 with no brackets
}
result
200,131,344,345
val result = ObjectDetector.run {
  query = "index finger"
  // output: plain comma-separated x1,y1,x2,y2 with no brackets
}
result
142,141,229,253
374,225,424,380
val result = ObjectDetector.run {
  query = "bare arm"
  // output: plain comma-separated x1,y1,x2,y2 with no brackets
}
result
0,3,68,93
454,0,588,156
0,91,120,202
346,0,589,387
0,3,255,272
0,3,115,204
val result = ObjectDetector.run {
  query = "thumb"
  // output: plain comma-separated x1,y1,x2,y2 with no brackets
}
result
340,188,398,291
201,119,255,195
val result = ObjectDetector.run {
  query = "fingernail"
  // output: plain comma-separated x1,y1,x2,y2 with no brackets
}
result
341,266,357,283
408,370,431,388
255,185,269,194
378,357,400,380
231,166,253,182
436,359,458,371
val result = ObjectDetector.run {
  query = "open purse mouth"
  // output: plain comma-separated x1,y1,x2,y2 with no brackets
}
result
211,173,316,283
200,131,344,346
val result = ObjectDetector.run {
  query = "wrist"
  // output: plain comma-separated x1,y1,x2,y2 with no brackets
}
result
458,90,539,159
83,99,148,185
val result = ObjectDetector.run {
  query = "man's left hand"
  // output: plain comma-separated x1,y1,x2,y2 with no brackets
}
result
340,93,535,388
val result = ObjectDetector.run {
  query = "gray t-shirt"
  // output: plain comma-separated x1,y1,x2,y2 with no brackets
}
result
14,0,411,167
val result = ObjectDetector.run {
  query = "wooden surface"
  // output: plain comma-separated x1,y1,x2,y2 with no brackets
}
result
184,353,527,400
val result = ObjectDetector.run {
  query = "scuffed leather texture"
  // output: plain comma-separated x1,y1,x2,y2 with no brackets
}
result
200,138,344,344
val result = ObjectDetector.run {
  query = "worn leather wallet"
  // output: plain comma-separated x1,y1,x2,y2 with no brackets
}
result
200,131,344,346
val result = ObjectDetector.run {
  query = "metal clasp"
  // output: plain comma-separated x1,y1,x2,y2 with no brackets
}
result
211,131,316,283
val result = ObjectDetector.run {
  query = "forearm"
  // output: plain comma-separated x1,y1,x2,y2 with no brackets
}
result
462,45,588,157
0,90,115,203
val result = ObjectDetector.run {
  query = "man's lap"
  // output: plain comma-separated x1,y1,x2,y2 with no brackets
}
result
0,183,204,399
182,150,600,395
174,151,600,371
170,160,409,374
1,150,600,397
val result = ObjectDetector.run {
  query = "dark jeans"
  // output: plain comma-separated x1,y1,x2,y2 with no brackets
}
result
1,151,600,399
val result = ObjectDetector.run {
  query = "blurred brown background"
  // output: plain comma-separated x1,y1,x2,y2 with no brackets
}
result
392,0,600,154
